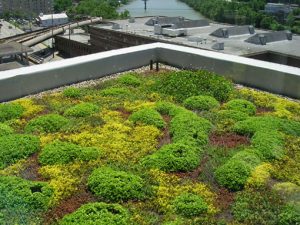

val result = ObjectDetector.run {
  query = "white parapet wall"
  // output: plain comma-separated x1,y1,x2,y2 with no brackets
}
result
0,43,299,102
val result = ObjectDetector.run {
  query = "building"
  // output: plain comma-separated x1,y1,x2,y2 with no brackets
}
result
0,1,3,15
55,17,300,68
264,3,293,14
37,13,68,27
0,0,53,16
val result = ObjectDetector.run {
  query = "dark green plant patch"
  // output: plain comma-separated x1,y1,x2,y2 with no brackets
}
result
39,140,101,165
153,70,234,102
63,87,82,98
223,99,256,116
251,130,285,160
64,103,99,117
129,108,165,129
0,103,24,122
170,111,211,145
0,134,40,169
279,203,300,225
59,202,130,225
142,141,201,172
88,167,144,202
172,192,208,218
0,123,14,137
25,114,69,133
155,101,186,116
233,116,300,136
215,159,252,191
232,188,284,225
216,110,249,122
183,95,220,111
118,73,141,87
0,176,53,224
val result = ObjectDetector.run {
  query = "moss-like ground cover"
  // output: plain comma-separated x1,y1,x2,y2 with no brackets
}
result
0,70,300,224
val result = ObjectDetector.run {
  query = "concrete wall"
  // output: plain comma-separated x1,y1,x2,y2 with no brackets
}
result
247,51,300,69
0,45,157,102
0,43,299,102
55,36,92,57
89,27,155,52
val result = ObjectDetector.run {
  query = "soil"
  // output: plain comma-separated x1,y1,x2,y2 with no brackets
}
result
118,108,131,120
20,153,45,181
256,107,274,115
209,132,250,148
174,154,209,180
43,185,96,224
215,188,235,222
157,115,172,148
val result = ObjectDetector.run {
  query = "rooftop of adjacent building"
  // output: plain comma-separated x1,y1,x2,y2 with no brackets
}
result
90,17,300,58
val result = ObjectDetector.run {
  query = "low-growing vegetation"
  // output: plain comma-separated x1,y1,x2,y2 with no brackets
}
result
0,69,299,224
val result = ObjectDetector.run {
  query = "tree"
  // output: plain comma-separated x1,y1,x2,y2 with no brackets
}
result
54,0,73,12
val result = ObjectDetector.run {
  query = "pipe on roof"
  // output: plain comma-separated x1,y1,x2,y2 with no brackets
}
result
23,17,102,47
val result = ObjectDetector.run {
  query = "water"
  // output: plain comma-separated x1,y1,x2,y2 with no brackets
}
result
118,0,203,20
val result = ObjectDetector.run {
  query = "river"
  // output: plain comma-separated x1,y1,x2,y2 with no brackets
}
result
118,0,203,20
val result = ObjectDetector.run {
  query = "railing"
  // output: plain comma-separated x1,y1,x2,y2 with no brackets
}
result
0,43,299,102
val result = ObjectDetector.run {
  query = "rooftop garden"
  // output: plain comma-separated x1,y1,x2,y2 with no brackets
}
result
0,68,300,224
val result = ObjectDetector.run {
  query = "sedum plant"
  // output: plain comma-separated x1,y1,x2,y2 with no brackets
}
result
118,73,141,87
25,114,69,133
183,95,220,111
129,108,165,129
64,103,99,117
63,87,82,98
142,141,201,172
0,103,24,122
0,134,40,169
88,167,144,202
39,140,101,165
0,123,14,137
154,70,234,102
172,192,208,218
223,99,256,116
59,202,130,225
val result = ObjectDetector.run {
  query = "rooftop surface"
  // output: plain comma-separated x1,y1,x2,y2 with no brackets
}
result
58,30,90,45
93,17,300,57
0,61,24,71
0,41,33,57
0,20,24,39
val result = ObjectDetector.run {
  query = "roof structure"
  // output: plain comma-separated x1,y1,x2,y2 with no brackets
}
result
0,42,33,57
38,13,68,21
0,62,23,71
171,20,209,29
94,17,300,57
245,31,292,45
210,25,255,38
145,16,185,26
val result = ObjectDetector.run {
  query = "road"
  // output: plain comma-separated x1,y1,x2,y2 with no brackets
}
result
0,20,24,39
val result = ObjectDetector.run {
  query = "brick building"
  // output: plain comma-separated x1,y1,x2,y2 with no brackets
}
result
0,0,53,16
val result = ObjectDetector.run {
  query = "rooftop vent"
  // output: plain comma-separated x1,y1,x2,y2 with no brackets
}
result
245,31,292,45
112,23,121,30
128,17,135,23
211,25,255,38
212,42,224,50
187,36,203,43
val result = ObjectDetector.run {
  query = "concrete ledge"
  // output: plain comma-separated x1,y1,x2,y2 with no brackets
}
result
0,45,157,101
0,43,299,102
